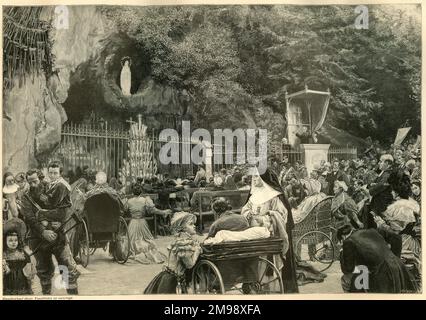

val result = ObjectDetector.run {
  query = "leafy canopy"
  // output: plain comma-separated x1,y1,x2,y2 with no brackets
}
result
101,4,421,144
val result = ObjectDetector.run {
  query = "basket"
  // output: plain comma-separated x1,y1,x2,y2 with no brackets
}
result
292,196,333,241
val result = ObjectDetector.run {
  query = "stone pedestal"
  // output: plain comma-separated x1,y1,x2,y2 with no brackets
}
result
301,144,330,175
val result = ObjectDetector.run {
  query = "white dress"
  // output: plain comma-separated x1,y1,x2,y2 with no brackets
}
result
120,62,131,96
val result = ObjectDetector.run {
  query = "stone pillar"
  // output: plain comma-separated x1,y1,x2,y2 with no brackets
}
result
205,145,213,180
300,144,330,175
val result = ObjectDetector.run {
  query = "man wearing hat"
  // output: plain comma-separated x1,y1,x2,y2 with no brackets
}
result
326,159,350,196
361,154,394,228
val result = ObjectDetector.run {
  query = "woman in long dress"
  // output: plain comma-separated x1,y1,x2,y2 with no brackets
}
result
144,212,201,294
127,184,170,264
241,167,298,293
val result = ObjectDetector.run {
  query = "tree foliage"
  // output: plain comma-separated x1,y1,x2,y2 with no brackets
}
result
101,4,421,144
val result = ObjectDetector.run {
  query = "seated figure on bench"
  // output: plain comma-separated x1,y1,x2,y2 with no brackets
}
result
127,184,171,264
207,197,249,239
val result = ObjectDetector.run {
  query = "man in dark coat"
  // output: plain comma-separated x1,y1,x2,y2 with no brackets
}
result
360,154,394,228
326,160,350,196
21,168,80,295
338,225,414,293
232,167,243,186
224,170,237,190
284,174,306,209
295,126,312,144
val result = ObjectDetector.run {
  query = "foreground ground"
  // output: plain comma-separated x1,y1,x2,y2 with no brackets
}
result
30,234,343,296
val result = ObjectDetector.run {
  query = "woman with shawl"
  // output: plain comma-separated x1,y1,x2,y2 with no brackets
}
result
331,180,364,230
241,167,298,293
292,170,328,224
144,212,202,294
374,170,421,276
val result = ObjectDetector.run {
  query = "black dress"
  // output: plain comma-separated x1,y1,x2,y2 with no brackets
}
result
144,267,190,294
340,229,415,293
3,250,33,295
144,235,200,294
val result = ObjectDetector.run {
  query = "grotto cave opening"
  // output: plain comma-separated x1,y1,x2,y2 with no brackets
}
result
62,35,152,126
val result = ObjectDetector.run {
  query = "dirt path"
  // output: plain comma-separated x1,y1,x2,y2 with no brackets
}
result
30,235,343,296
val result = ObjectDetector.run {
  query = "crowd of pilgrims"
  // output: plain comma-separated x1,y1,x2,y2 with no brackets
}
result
2,138,422,294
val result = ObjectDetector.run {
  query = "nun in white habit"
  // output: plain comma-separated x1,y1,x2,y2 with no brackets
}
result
241,169,289,254
241,167,299,293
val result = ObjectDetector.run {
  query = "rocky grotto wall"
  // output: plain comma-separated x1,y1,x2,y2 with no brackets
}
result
63,31,189,129
3,6,113,173
3,6,194,173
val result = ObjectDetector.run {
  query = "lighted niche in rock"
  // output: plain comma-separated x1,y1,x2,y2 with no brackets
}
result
120,56,132,96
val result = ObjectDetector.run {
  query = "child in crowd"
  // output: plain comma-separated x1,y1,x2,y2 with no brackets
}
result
144,212,201,294
3,218,35,295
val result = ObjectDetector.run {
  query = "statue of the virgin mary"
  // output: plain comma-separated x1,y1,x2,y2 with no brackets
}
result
120,57,132,96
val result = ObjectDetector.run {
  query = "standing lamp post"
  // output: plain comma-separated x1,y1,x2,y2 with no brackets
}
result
284,86,331,175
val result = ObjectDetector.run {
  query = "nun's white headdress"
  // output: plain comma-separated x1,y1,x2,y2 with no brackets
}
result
248,167,282,205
